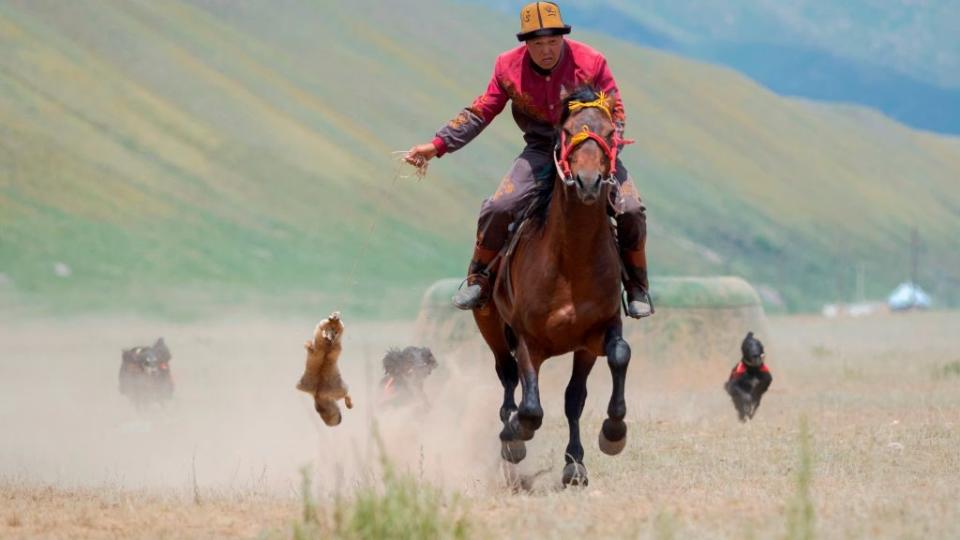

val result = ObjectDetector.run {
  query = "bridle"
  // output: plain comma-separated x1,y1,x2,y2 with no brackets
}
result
553,91,634,187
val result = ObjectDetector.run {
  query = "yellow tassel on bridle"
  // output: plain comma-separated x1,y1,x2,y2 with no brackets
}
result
568,125,592,147
567,91,613,120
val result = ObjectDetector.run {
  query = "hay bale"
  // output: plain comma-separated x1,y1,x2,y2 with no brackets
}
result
413,278,484,355
649,276,763,310
412,279,492,384
626,277,769,388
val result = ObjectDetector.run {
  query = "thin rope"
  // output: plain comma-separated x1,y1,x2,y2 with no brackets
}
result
347,221,377,290
332,151,429,310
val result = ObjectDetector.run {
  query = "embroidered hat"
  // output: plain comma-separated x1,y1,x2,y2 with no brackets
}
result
517,2,572,41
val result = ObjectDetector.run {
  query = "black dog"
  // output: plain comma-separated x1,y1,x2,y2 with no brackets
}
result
119,338,174,408
379,346,437,408
725,332,772,422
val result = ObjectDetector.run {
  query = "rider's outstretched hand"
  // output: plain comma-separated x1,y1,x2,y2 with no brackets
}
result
405,142,438,166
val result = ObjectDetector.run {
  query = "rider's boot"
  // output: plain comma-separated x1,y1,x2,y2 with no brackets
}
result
621,249,653,319
452,247,496,310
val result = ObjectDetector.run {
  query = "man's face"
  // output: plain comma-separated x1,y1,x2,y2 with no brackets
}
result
526,36,563,70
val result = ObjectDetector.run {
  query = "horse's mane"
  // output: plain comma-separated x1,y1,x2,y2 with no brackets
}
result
517,86,604,230
516,170,556,231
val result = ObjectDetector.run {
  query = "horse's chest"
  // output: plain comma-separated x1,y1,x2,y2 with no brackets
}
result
520,302,609,351
544,304,577,331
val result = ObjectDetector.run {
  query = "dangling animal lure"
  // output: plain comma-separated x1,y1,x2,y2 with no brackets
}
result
296,311,353,426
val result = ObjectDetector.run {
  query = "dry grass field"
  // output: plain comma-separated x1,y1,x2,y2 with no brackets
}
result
1,310,958,539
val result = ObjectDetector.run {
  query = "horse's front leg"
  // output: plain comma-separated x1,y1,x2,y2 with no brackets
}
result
494,351,526,463
505,340,544,442
600,322,631,455
495,352,519,423
562,350,597,487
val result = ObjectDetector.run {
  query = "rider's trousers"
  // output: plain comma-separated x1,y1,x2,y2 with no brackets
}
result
473,144,647,265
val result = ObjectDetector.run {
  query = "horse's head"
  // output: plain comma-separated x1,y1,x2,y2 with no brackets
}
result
555,87,623,205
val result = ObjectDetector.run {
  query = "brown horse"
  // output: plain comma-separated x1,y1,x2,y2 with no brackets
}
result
475,87,634,487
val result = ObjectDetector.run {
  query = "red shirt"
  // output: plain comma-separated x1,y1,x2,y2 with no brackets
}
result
434,38,625,156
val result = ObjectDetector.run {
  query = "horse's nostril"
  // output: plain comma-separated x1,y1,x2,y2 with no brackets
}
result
576,176,584,189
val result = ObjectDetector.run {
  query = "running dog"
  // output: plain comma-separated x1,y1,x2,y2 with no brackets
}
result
725,332,772,422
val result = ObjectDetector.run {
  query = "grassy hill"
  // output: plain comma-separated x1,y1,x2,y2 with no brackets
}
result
1,0,958,318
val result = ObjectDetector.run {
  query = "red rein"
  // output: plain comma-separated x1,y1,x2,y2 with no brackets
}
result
557,128,633,181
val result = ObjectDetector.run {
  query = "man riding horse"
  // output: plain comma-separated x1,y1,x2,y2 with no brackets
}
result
406,1,652,319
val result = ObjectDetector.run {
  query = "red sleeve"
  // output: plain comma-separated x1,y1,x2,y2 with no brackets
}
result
433,59,510,157
431,136,448,156
594,56,626,128
471,60,510,124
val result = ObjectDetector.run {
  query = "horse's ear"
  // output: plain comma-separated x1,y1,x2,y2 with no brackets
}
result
304,340,315,353
602,90,618,113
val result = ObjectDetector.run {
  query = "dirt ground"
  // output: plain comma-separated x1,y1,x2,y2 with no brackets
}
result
1,310,958,539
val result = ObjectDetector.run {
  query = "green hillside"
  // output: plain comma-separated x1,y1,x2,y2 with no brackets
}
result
1,0,958,318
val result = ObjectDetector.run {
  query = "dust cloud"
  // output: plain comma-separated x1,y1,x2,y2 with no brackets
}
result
0,315,511,496
0,310,761,497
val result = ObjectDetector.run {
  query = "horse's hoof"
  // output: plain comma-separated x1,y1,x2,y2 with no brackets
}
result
501,440,527,463
518,411,543,433
562,462,588,487
599,419,627,456
507,413,536,442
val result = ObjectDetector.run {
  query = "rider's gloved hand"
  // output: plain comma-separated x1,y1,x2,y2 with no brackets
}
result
405,142,439,167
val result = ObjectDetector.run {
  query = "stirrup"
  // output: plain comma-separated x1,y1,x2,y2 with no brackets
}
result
622,287,654,319
452,274,490,310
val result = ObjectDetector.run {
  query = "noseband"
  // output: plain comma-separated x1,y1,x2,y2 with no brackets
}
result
553,91,633,187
